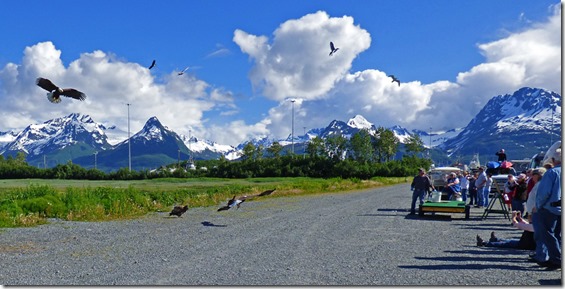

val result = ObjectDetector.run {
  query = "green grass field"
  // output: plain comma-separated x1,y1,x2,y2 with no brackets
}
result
0,177,408,228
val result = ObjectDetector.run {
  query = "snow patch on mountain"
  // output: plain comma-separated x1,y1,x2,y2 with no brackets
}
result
347,115,373,130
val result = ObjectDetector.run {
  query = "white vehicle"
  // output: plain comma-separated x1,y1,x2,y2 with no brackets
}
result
541,141,561,167
428,166,462,200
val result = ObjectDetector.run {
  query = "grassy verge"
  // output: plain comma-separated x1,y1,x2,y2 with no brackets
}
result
0,177,407,228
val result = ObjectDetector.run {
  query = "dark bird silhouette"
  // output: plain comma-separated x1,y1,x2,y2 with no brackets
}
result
36,77,87,104
148,60,156,69
329,41,339,56
177,67,189,75
201,221,227,227
257,189,276,197
217,195,247,211
388,75,400,86
169,205,188,217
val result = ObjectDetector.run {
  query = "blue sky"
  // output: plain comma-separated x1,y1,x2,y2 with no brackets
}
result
0,0,561,146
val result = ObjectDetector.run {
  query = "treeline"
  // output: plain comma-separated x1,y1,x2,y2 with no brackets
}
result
0,129,432,180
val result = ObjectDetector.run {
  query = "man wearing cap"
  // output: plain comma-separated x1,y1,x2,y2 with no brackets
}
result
410,168,435,215
533,142,561,269
475,166,487,208
496,149,507,162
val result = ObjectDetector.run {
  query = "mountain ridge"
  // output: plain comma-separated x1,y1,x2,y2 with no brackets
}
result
0,86,560,171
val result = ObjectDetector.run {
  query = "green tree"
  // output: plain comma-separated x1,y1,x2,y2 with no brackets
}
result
405,134,425,156
241,142,256,161
325,134,347,161
267,141,283,158
306,136,326,158
373,127,399,162
349,129,374,163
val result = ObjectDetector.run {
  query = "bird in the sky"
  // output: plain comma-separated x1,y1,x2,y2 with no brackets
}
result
329,41,339,56
217,195,247,211
36,77,87,104
148,60,156,69
389,75,400,86
256,189,276,197
177,67,189,76
169,205,188,217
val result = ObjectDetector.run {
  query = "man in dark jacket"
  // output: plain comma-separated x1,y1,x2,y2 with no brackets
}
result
410,168,435,215
496,149,507,162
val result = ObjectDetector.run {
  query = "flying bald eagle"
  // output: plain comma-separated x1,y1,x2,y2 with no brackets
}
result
257,189,276,197
217,195,247,211
329,42,339,56
177,66,189,76
148,60,156,69
389,75,400,86
169,205,189,217
36,77,87,104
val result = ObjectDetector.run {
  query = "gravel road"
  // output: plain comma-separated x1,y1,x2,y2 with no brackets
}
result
0,183,561,285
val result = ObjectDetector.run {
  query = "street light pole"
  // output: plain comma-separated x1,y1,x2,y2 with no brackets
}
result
291,99,296,154
550,100,555,146
127,103,131,171
429,127,432,160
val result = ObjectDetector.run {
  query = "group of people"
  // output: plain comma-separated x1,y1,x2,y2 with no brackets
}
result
441,167,493,208
475,144,562,270
410,145,561,270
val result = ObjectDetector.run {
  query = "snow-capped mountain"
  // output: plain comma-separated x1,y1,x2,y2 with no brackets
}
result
440,87,561,160
0,86,560,170
0,130,18,151
0,113,112,159
412,128,464,148
180,135,233,154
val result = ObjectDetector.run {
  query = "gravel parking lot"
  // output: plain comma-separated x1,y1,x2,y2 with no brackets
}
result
0,183,561,285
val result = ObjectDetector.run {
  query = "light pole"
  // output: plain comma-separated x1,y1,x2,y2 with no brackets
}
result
291,99,296,154
94,151,98,170
127,103,131,171
550,99,555,146
189,129,192,163
303,126,306,158
429,127,432,160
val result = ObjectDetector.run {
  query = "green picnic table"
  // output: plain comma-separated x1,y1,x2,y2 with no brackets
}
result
419,200,470,219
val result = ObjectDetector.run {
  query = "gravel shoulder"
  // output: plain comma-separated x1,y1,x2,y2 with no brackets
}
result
0,183,561,285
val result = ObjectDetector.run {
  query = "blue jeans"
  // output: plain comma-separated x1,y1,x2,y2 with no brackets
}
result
485,238,520,249
536,209,562,264
461,188,468,202
532,212,548,262
482,187,490,207
411,189,426,214
477,187,488,207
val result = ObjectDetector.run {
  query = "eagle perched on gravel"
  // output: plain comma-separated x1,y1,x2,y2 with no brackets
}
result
36,77,87,103
169,205,189,217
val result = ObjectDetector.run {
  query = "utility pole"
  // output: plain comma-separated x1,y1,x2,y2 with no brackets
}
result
291,99,296,154
303,126,306,159
550,99,555,146
429,127,432,160
127,103,131,171
189,129,193,164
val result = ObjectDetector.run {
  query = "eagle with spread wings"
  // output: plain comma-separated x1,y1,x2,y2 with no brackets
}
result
36,77,87,104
